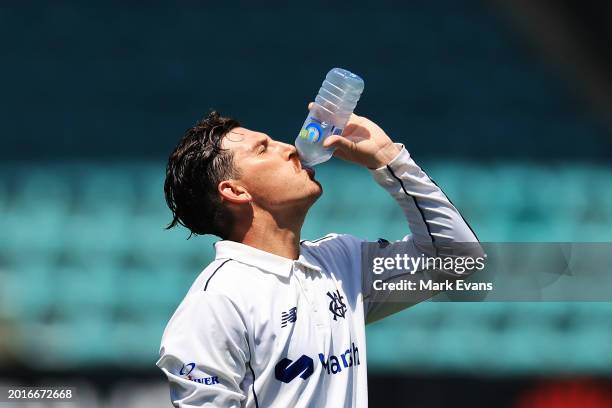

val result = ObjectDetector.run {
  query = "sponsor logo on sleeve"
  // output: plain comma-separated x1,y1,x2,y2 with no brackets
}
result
179,362,196,376
179,362,219,385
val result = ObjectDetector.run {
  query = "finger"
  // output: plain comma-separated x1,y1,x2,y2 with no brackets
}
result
322,135,355,151
331,148,351,161
307,102,314,110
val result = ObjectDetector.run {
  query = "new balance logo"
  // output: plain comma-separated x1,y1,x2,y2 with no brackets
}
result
281,307,297,328
327,290,347,320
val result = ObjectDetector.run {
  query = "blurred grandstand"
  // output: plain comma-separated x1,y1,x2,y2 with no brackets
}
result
1,1,611,407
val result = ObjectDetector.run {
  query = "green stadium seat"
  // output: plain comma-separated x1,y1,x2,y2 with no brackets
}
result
75,166,137,215
21,320,115,367
1,259,54,321
53,258,120,319
2,160,612,372
111,319,166,365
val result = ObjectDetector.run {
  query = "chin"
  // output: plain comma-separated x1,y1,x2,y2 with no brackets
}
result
309,177,323,196
295,182,322,209
307,182,323,205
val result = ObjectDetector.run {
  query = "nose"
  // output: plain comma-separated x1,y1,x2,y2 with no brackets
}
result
279,141,298,160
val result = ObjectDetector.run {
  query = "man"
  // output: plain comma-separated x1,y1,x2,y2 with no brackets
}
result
157,107,482,407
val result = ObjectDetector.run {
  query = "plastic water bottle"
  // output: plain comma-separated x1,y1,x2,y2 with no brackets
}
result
295,68,364,167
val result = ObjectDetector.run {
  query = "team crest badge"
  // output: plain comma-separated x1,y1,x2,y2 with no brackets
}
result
327,290,347,320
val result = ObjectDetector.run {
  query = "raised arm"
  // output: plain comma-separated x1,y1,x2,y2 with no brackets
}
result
322,109,483,323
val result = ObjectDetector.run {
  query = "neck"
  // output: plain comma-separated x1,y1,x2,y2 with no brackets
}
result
230,207,305,260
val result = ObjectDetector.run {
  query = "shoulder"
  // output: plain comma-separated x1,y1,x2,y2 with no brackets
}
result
161,260,254,337
162,256,281,332
300,233,365,278
159,263,252,353
300,233,363,256
188,258,263,298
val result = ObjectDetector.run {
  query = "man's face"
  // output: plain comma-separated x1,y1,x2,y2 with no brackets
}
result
222,127,322,211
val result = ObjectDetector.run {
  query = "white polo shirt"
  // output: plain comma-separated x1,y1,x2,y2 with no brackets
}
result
157,146,480,407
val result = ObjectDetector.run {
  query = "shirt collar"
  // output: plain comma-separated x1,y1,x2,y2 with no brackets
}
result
214,240,322,278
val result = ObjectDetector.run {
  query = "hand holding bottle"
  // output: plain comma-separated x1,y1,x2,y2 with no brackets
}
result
295,68,364,167
315,103,401,169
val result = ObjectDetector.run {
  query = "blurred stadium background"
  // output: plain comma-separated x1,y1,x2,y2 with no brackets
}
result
1,1,612,407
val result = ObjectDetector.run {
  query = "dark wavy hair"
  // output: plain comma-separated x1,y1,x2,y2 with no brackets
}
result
164,111,241,239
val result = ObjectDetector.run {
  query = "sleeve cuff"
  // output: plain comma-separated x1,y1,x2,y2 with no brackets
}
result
368,143,411,188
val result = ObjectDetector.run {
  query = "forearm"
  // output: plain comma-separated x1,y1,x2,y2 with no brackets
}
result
369,144,480,256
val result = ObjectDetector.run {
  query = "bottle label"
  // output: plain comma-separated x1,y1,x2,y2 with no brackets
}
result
299,120,324,143
298,116,341,144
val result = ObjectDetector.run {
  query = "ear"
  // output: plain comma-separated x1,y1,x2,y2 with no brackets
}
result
218,180,251,204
